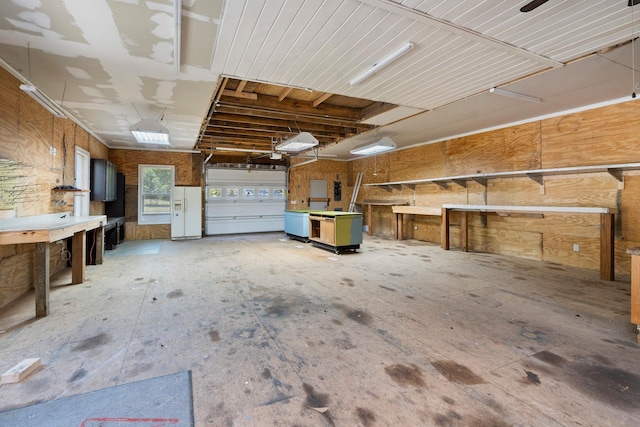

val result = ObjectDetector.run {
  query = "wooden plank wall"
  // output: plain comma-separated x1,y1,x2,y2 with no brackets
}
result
109,150,203,240
0,69,110,308
289,100,640,276
288,159,349,212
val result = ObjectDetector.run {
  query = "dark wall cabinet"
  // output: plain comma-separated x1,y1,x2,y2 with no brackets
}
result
90,159,117,202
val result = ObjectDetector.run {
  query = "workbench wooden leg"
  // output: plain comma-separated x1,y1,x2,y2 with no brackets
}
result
441,208,450,250
367,204,373,236
631,255,640,328
461,211,469,252
94,227,104,265
395,213,403,240
600,213,614,281
35,242,50,317
72,230,86,285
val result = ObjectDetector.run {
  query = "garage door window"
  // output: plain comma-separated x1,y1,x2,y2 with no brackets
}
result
138,164,174,224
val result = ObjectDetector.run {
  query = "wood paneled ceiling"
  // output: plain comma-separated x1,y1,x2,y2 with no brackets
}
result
196,77,397,155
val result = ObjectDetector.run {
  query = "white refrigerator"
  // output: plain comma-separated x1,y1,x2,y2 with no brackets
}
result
171,186,202,240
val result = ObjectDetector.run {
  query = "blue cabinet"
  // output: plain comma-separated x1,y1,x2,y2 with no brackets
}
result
284,210,310,241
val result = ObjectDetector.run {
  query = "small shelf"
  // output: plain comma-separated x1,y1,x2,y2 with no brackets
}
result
364,162,640,190
52,188,89,192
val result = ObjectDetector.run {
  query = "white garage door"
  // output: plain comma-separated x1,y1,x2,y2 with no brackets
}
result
205,166,286,235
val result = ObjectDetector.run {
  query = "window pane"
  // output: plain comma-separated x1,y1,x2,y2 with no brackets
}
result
142,194,171,214
143,168,172,194
138,165,174,224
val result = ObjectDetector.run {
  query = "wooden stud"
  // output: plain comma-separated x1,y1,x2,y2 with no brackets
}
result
1,358,42,384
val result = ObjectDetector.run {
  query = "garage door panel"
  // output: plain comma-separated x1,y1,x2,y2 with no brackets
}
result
205,167,286,235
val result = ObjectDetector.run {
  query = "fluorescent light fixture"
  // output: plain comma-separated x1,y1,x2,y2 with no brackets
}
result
350,42,414,86
19,84,66,118
350,136,396,156
130,118,170,145
489,87,541,103
275,132,319,152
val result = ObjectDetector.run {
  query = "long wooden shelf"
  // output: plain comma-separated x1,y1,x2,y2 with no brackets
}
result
364,162,640,190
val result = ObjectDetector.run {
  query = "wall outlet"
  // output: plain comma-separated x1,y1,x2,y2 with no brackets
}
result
573,244,580,252
291,200,297,205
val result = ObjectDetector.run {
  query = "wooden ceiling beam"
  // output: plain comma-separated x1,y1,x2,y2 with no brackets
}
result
278,87,293,102
360,102,404,121
312,92,332,107
219,93,363,120
222,89,258,100
209,114,372,134
236,80,248,93
213,105,374,129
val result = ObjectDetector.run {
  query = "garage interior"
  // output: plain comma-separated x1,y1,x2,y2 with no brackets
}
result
1,1,640,426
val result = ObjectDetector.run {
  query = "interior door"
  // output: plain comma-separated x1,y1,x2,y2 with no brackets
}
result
74,147,90,217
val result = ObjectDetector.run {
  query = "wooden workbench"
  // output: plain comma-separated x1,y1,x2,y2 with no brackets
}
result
441,204,616,281
362,199,408,236
0,213,107,317
391,206,442,240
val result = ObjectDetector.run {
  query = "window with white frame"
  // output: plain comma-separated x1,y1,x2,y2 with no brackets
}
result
138,164,174,224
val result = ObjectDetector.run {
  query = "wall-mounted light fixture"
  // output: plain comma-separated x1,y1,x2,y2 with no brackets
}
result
19,84,67,118
350,136,396,156
350,42,414,87
275,132,319,152
130,118,170,145
489,87,541,103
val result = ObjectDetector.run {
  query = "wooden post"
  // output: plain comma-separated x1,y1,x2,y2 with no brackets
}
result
35,242,49,317
94,227,104,265
460,211,469,252
367,204,373,236
441,208,450,250
71,230,86,284
600,213,614,281
394,213,403,240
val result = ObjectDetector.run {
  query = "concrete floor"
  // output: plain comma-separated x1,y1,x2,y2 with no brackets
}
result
0,233,639,426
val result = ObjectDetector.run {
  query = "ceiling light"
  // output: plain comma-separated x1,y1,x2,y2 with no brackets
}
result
275,132,319,152
489,87,541,103
19,84,66,118
350,42,414,87
130,118,170,145
350,137,396,156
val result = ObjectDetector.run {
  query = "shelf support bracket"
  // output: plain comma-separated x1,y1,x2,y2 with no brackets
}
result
471,177,487,187
526,173,544,185
607,168,623,182
451,179,466,188
433,181,448,189
403,184,416,191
